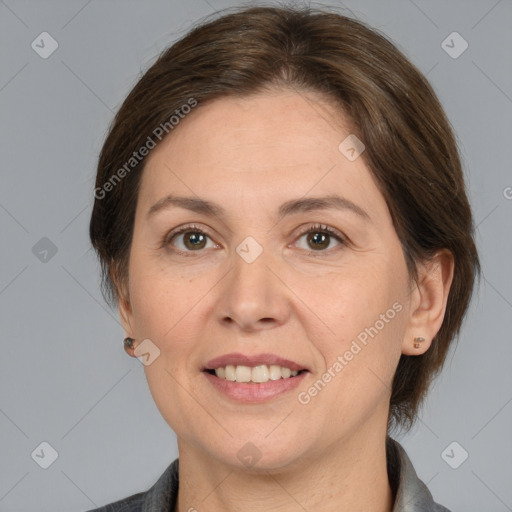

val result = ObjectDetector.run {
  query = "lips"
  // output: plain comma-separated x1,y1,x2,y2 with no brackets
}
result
202,352,308,372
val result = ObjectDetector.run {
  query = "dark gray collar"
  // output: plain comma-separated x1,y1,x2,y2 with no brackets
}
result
387,436,451,511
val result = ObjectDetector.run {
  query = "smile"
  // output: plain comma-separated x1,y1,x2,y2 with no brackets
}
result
207,364,304,383
203,366,309,403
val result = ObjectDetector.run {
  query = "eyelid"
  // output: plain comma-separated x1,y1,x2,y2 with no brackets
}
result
294,223,346,242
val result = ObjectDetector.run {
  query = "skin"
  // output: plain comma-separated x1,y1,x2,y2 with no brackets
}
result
118,88,454,512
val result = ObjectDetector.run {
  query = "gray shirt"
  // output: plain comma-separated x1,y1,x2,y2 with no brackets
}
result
85,436,451,511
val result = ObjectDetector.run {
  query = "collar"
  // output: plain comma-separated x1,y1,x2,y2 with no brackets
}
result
387,436,451,511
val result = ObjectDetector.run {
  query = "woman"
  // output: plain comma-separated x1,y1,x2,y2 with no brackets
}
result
88,4,479,511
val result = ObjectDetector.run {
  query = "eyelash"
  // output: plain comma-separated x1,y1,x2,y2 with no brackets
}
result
160,223,347,257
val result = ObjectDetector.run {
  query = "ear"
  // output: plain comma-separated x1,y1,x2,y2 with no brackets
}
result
111,264,136,340
402,249,455,355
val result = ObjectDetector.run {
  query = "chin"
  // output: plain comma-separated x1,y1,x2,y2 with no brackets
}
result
210,431,313,473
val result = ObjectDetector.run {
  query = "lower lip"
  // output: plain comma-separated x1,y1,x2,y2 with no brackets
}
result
203,371,308,403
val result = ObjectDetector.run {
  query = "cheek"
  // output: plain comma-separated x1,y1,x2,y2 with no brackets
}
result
129,267,206,435
299,255,408,398
299,257,407,340
128,253,199,339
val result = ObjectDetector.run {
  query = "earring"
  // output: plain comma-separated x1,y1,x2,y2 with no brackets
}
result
413,337,425,349
124,337,135,352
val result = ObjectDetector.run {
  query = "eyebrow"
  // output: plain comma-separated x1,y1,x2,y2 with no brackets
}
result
146,194,371,222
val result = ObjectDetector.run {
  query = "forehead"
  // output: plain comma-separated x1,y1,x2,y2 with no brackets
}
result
174,89,349,158
138,90,383,218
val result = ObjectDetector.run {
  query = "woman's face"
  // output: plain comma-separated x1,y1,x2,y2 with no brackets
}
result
120,89,417,469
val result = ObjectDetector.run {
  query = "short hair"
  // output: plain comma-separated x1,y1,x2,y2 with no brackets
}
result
89,4,480,434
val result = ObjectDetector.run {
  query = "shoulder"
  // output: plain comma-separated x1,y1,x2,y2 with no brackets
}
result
84,491,145,512
387,437,452,512
83,458,179,512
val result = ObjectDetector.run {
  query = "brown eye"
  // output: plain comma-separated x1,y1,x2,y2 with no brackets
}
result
306,231,331,250
181,231,208,250
163,224,217,255
294,224,346,254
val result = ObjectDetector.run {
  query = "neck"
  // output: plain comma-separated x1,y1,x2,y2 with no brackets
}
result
175,429,394,512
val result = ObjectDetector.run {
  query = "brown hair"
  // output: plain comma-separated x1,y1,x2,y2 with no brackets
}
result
89,3,480,433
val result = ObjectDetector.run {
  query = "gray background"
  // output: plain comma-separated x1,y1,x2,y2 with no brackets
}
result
0,0,511,510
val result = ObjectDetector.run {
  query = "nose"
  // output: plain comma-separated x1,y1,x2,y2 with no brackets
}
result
215,242,292,333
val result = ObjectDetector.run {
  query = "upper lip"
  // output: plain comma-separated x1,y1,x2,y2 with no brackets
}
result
203,352,308,372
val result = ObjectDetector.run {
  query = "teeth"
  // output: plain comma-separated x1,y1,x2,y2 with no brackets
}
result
235,365,251,382
251,365,269,383
213,364,300,383
224,365,236,381
269,364,282,380
281,367,291,379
